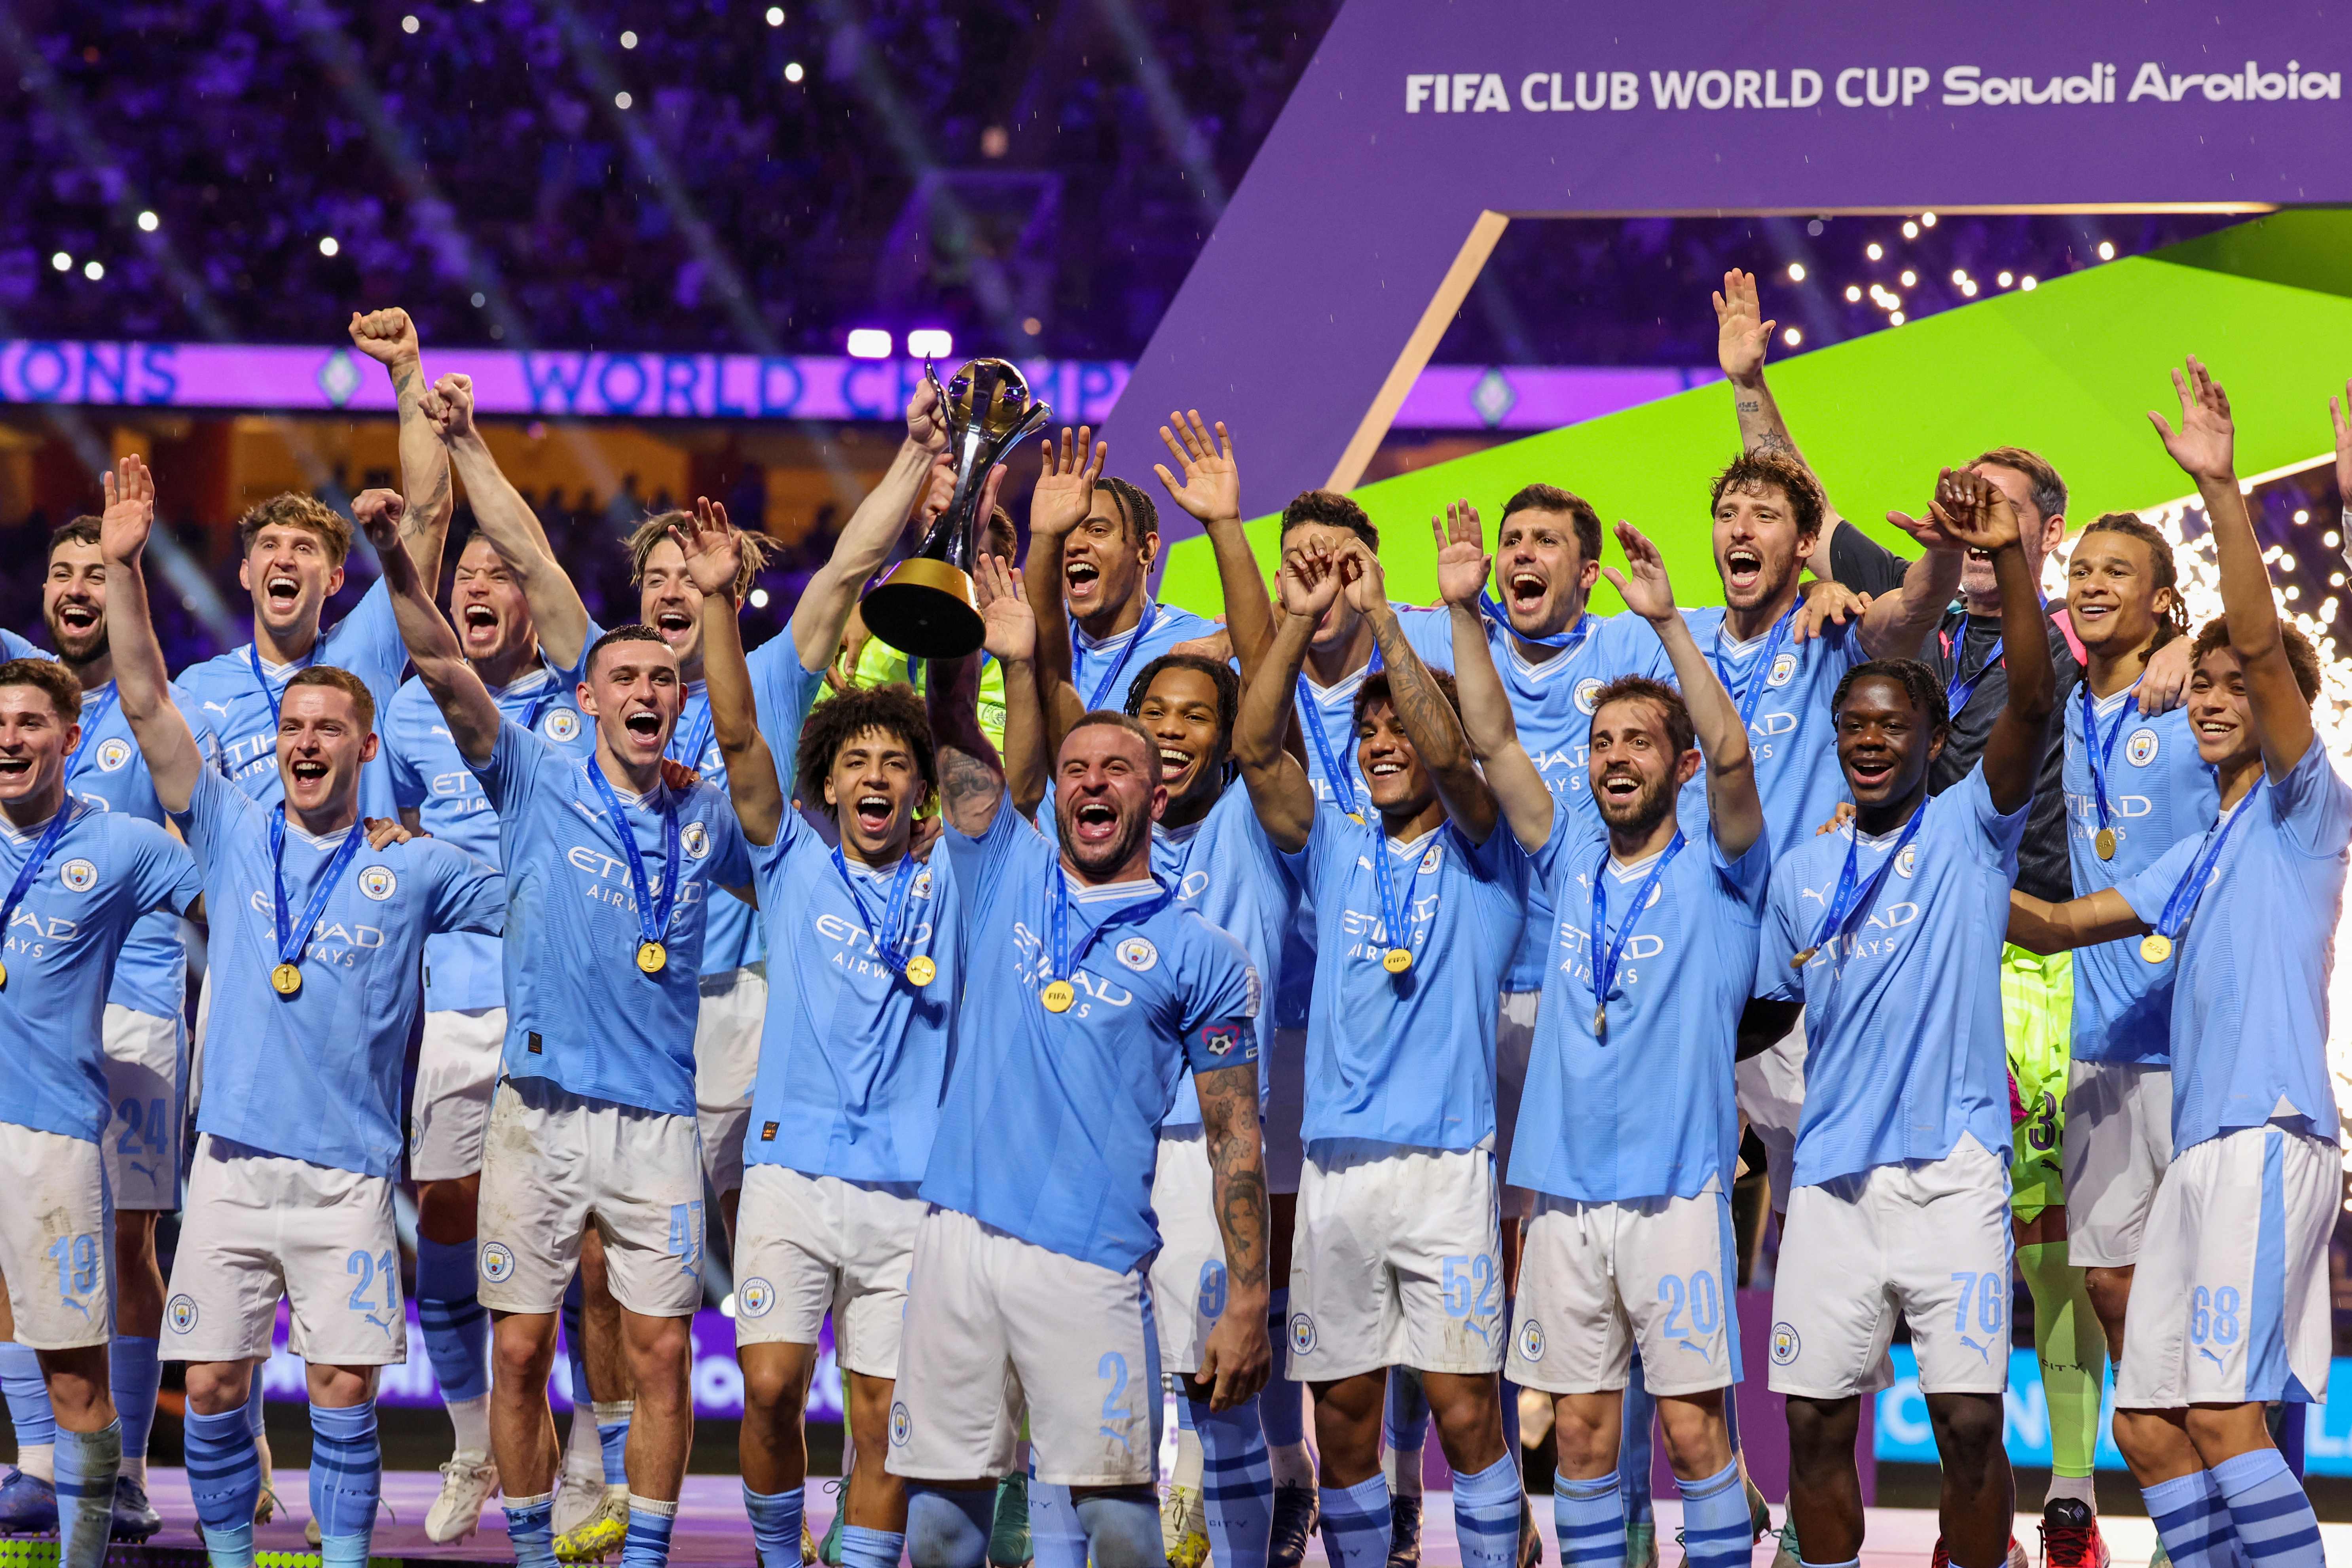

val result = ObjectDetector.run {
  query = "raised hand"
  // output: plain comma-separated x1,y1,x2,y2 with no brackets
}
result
1600,520,1679,622
421,372,477,441
906,379,949,454
975,553,1034,664
1882,505,1963,552
1151,410,1240,523
1332,537,1388,616
2148,355,2235,483
1277,542,1345,622
99,455,157,565
1713,269,1775,385
1930,467,2022,555
1792,578,1871,643
347,307,421,367
351,488,408,554
671,497,744,599
1031,426,1105,538
1430,501,1490,609
2333,378,2352,513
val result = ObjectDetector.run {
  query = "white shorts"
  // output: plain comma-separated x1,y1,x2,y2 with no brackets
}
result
1493,992,1537,1221
1736,1014,1807,1216
1148,1130,1234,1376
2116,1123,2337,1410
163,1134,405,1367
733,1164,922,1376
1288,1141,1503,1380
1264,1027,1305,1195
475,1078,708,1318
0,1125,113,1350
1508,1179,1740,1397
2062,1060,2174,1269
1768,1134,2012,1400
889,1206,1160,1488
101,1004,185,1211
694,966,766,1198
409,1007,507,1182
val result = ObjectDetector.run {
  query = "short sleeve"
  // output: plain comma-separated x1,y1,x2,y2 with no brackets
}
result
1178,920,1263,1076
1958,762,2031,864
1711,821,1773,920
1282,803,1348,903
552,620,605,687
2116,835,2201,929
468,719,550,815
1392,605,1456,673
321,576,413,698
705,795,755,888
1828,525,1910,599
941,793,1043,910
746,633,827,794
1525,798,1588,889
385,698,427,811
2270,734,2352,859
1752,861,1806,1003
127,822,203,919
165,682,221,771
1464,817,1531,897
0,628,47,661
177,764,258,873
427,845,508,937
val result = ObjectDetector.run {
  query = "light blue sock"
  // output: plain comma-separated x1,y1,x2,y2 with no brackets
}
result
745,1483,805,1566
1318,1472,1392,1568
1795,1559,1860,1568
596,1402,635,1486
2210,1448,2322,1567
1673,1462,1749,1568
307,1401,380,1562
1074,1488,1160,1565
908,1483,994,1568
0,1340,55,1452
844,1523,910,1568
416,1237,491,1403
1617,1354,1654,1525
1553,1471,1625,1568
1030,1475,1086,1568
1450,1451,1522,1568
110,1337,161,1477
1260,1291,1305,1449
1194,1393,1272,1568
55,1420,121,1568
506,1490,558,1568
200,1519,256,1568
622,1493,678,1566
183,1405,262,1538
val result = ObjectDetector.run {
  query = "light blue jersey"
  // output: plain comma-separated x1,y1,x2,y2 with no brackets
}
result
922,803,1261,1274
1285,801,1529,1151
1755,765,2026,1188
471,719,753,1118
1679,606,1868,848
175,578,411,818
0,802,199,1146
2062,694,2218,1065
0,628,211,1022
681,639,828,978
2116,737,2349,1154
1512,817,1771,1202
176,766,504,1177
385,657,595,1013
1155,784,1293,1128
1070,595,1222,715
744,816,960,1186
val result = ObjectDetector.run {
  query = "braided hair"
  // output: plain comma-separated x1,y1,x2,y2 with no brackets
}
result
2077,512,2189,650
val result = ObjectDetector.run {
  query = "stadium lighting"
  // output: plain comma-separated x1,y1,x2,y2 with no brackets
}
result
402,13,419,32
2020,275,2038,291
2296,509,2311,524
470,292,487,307
137,210,158,232
614,91,633,109
905,328,953,359
1961,280,1978,297
51,251,70,271
766,6,785,22
1865,242,1883,261
1787,263,1805,282
1843,284,1861,303
1781,327,1802,346
1889,310,1905,325
1022,316,1043,335
749,588,771,609
846,328,893,359
83,260,104,281
2098,240,2115,260
1899,269,1917,288
1997,271,2014,287
784,61,804,83
1902,220,1919,239
620,30,638,47
319,236,340,257
1950,269,1967,285
1920,211,1937,226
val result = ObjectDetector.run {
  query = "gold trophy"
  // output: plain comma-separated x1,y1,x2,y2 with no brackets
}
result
861,358,1053,658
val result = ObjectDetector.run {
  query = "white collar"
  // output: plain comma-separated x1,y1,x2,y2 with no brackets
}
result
1075,600,1155,653
0,803,71,845
1062,869,1161,904
1383,823,1440,855
1607,843,1668,879
283,817,355,850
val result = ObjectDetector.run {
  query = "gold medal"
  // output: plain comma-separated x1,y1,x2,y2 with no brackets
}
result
1789,945,1819,971
0,958,9,988
2095,827,2117,861
270,962,303,997
1592,1005,1607,1039
1383,947,1413,974
1346,812,1364,825
1041,979,1076,1012
905,954,937,987
2139,932,2173,965
637,939,668,975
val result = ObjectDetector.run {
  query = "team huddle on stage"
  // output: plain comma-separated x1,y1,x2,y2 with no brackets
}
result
0,276,2341,1568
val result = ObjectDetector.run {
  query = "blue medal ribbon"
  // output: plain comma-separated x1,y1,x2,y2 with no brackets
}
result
1043,861,1176,1004
247,643,317,730
504,667,559,736
1588,830,1685,1037
1295,647,1381,822
0,802,82,978
586,762,683,962
2078,677,2145,839
63,685,118,780
1478,592,1594,653
1795,804,1927,967
667,693,715,772
2149,781,2263,949
267,806,368,974
832,846,921,974
1945,636,2005,717
1709,608,1799,731
1083,599,1160,711
1368,820,1432,974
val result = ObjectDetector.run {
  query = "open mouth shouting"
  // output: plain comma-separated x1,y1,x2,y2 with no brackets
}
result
652,607,694,647
623,709,664,747
264,572,303,614
1157,743,1197,789
1065,557,1102,606
1069,797,1120,845
1845,750,1897,794
53,601,99,636
1506,568,1548,615
1722,545,1764,596
853,791,895,835
289,757,330,788
460,603,502,648
1599,767,1641,806
0,754,31,785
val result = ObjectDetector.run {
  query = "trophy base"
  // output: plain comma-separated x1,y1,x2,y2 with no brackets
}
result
861,557,985,660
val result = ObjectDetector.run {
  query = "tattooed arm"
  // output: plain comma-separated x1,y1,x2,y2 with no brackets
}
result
1715,269,1848,580
1194,1060,1272,1411
1339,541,1500,844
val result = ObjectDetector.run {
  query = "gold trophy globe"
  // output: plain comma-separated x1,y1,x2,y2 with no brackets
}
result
861,357,1053,658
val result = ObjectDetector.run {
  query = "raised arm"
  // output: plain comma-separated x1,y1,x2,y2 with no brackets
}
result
1431,503,1553,851
1608,520,1764,859
1935,469,2054,813
1854,520,1965,658
2006,886,2146,954
975,553,1047,818
928,560,1024,838
679,500,782,846
1343,540,1498,844
423,373,592,669
790,385,952,671
1022,427,1105,730
1154,411,1277,676
97,457,203,812
2153,357,2313,779
1715,269,1847,579
1233,553,1332,854
1193,1059,1272,1410
352,490,503,766
348,308,453,581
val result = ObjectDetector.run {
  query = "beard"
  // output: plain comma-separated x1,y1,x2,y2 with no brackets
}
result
1595,768,1677,838
45,616,106,668
1057,798,1151,879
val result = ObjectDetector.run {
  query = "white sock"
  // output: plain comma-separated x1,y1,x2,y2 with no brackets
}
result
1384,1441,1424,1501
1269,1443,1314,1490
447,1394,492,1461
121,1452,147,1488
16,1443,53,1483
1174,1426,1204,1492
564,1408,602,1476
2046,1472,2096,1511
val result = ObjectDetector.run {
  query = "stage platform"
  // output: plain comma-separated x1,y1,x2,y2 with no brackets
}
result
4,1470,2345,1566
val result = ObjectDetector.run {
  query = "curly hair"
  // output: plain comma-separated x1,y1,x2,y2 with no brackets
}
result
1124,653,1240,739
47,515,101,562
237,493,353,565
795,683,937,809
625,510,772,601
1832,657,1950,732
1709,450,1825,543
1586,675,1694,758
0,658,82,724
1280,488,1378,549
2077,512,2189,650
1352,667,1462,735
2192,614,2322,703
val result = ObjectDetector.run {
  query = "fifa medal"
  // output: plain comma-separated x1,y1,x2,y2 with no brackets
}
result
1041,979,1076,1013
2138,933,2172,965
905,954,937,987
1383,947,1413,974
1592,1005,1607,1039
2095,827,2117,861
637,939,668,975
0,959,9,988
1789,946,1819,970
270,962,303,997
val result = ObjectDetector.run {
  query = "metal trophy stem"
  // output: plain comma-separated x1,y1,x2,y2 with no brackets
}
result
860,357,1053,659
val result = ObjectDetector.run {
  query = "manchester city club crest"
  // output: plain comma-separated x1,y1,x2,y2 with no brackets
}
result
1770,1321,1802,1366
96,738,132,772
546,708,580,742
1115,937,1158,973
359,865,397,901
1766,651,1798,688
1574,678,1603,715
1516,1317,1546,1363
2126,727,2159,767
738,1278,776,1318
60,858,97,892
683,821,712,860
1289,1312,1318,1355
479,1242,516,1283
1895,843,1919,879
889,1401,912,1446
167,1295,199,1334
